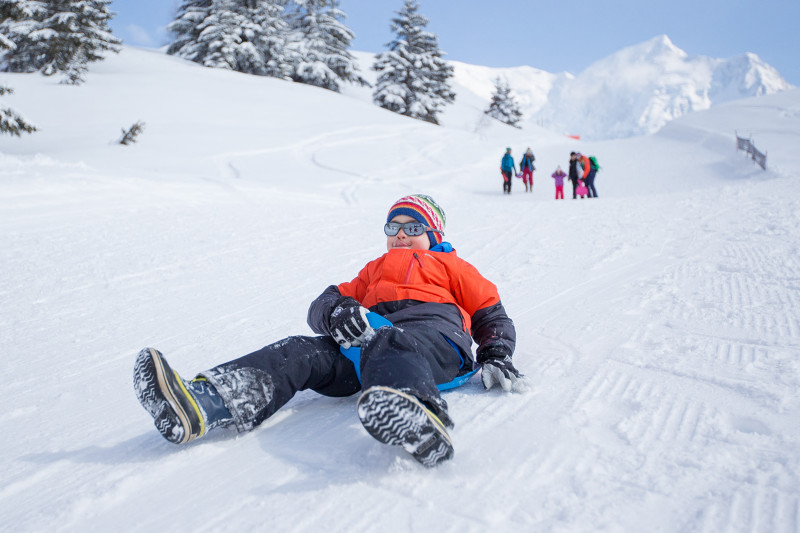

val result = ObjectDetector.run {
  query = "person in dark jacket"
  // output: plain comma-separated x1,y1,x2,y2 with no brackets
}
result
519,148,535,192
500,147,517,194
568,151,580,199
134,194,521,468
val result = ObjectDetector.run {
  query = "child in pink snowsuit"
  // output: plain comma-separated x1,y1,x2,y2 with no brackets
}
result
551,167,566,200
519,148,535,192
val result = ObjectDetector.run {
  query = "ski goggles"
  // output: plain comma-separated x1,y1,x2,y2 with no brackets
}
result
383,222,443,237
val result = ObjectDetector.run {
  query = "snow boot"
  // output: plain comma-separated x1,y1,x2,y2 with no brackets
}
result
133,348,232,444
357,386,454,468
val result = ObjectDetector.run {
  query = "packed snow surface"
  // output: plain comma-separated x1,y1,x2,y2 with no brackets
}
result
1,47,799,532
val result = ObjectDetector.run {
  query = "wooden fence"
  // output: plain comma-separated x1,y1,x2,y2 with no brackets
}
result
735,132,767,170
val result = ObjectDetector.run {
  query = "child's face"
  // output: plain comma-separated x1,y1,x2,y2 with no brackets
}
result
386,215,431,251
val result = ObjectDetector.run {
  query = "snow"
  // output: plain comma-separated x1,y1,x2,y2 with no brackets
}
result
2,45,800,532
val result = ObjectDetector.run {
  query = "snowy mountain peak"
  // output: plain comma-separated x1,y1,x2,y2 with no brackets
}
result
631,34,687,62
441,34,791,140
710,51,789,100
522,35,792,139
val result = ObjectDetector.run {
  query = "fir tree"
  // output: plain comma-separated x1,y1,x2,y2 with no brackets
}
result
0,1,36,135
0,0,49,72
247,0,292,78
287,0,366,92
0,0,25,50
166,0,212,63
485,77,523,128
194,0,254,71
372,0,454,125
168,0,291,78
0,86,36,135
118,120,145,145
2,0,121,84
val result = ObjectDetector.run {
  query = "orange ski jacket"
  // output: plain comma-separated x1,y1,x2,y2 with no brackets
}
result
337,248,501,334
579,155,591,179
307,247,515,363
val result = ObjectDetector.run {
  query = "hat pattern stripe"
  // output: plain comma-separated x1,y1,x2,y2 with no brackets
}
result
386,195,446,247
392,201,439,230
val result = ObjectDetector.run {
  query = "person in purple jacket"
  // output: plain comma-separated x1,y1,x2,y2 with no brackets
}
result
552,166,566,200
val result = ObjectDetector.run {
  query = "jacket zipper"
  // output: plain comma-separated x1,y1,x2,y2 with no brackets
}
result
403,252,424,284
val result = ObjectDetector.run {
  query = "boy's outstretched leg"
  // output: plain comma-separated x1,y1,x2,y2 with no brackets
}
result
134,348,232,444
357,386,454,468
357,325,460,467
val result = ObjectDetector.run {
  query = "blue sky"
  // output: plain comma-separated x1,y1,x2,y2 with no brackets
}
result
108,0,800,85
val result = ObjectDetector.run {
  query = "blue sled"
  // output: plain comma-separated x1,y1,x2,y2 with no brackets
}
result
340,312,478,391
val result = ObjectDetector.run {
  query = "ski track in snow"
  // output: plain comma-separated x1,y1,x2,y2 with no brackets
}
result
1,48,800,532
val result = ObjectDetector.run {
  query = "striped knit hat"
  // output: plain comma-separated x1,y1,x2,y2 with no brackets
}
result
386,194,446,247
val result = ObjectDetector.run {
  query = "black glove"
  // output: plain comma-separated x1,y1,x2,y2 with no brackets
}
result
329,298,374,350
478,347,522,392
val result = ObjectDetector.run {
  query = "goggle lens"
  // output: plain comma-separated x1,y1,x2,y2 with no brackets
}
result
384,222,428,237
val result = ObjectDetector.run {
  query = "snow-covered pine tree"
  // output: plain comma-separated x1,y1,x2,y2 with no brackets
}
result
2,0,121,84
0,0,26,50
0,86,36,135
0,1,37,135
168,0,291,78
286,0,366,92
166,0,212,63
372,0,454,125
193,0,255,71
1,0,50,72
485,77,523,128
0,1,15,51
248,0,292,78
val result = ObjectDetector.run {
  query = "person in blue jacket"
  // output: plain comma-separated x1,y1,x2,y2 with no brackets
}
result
500,147,517,195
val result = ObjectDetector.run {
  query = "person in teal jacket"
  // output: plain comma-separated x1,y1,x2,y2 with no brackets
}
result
500,147,517,195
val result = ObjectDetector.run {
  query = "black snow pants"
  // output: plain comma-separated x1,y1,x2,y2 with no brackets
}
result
502,170,513,194
199,323,464,433
585,169,598,197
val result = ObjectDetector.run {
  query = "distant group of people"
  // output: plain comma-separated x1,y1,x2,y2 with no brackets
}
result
500,147,536,194
499,148,600,199
553,151,599,199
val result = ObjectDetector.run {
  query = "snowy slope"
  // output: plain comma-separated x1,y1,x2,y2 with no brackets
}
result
1,47,800,532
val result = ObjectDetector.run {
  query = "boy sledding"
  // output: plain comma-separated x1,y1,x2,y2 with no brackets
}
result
134,194,522,468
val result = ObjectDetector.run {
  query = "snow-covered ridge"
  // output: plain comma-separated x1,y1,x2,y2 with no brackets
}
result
444,35,792,140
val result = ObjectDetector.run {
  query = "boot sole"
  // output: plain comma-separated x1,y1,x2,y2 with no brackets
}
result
357,386,454,468
133,348,204,444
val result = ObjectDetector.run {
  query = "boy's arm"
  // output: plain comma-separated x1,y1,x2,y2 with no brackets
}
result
306,258,371,330
472,301,522,392
307,285,347,336
307,283,367,335
308,284,375,349
471,301,516,361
